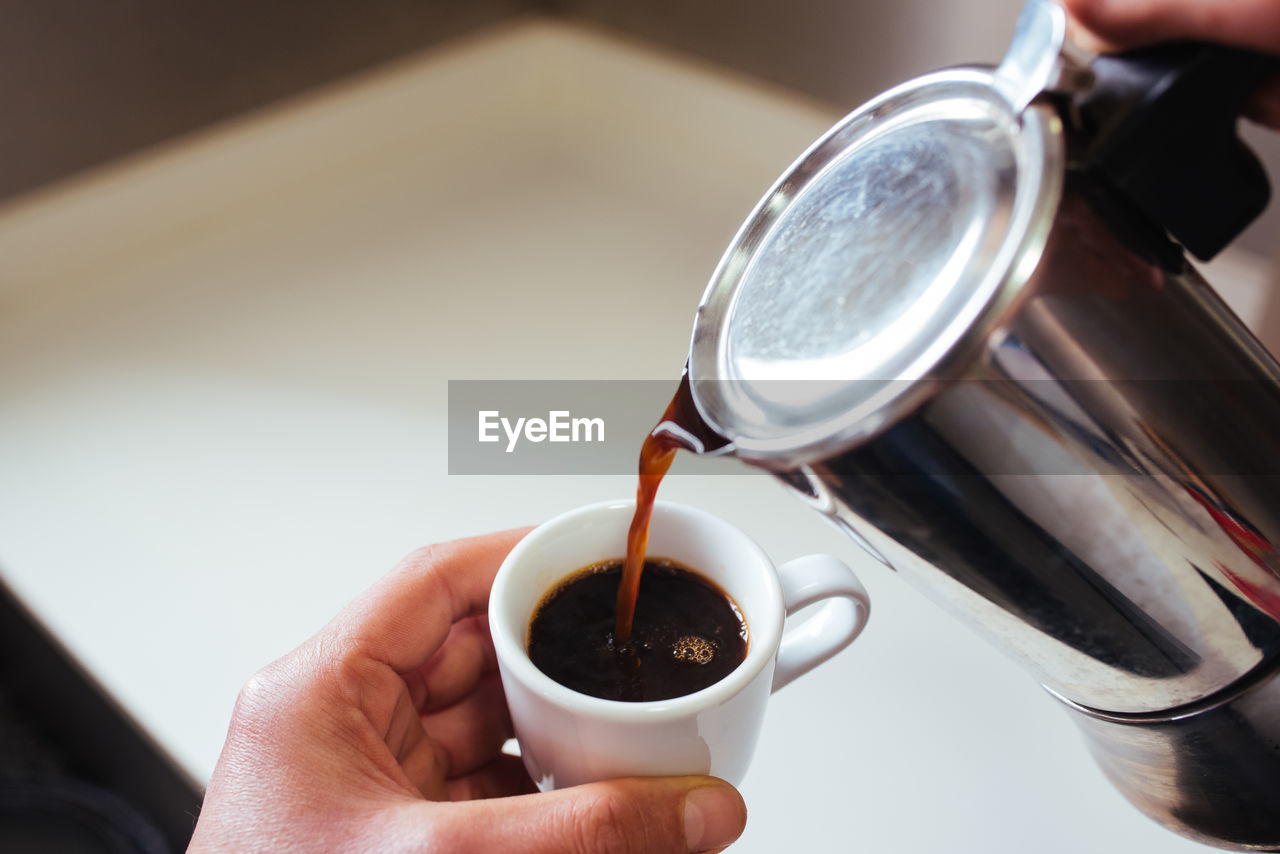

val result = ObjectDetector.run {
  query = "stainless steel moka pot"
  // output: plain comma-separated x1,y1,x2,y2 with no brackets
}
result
681,2,1280,849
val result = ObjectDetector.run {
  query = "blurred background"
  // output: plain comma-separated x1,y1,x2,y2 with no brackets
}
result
0,2,1275,852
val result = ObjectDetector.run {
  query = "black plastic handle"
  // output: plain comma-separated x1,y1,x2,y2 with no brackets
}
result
1074,43,1276,261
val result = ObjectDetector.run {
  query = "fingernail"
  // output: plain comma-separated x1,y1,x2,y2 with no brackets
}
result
683,784,746,853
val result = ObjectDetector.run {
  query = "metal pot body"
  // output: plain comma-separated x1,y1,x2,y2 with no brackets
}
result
686,4,1280,842
1069,659,1280,850
779,170,1280,848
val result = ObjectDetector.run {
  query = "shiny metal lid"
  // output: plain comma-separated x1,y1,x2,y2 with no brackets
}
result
689,65,1065,466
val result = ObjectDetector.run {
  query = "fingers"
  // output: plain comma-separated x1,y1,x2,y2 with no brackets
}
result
326,527,531,673
401,614,496,712
1246,71,1280,128
394,776,747,854
353,669,518,800
421,672,513,778
1065,0,1280,54
1064,1,1280,130
446,755,538,801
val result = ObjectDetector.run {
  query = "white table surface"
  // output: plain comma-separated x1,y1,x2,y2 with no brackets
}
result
0,18,1251,853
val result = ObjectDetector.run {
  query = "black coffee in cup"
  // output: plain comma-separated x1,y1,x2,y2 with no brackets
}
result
527,558,748,702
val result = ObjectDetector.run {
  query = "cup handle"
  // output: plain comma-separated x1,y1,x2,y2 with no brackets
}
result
771,554,870,692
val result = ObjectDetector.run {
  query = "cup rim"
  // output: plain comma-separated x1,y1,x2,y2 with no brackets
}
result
489,498,785,723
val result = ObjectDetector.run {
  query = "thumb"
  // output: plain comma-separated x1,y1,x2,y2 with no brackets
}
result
412,776,747,854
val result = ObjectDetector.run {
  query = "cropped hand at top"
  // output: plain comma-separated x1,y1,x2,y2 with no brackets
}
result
188,529,747,853
1063,0,1280,127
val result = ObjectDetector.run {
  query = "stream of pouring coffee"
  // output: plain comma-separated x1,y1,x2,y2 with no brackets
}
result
615,372,726,645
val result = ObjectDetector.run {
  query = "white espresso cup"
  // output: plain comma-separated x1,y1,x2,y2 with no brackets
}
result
489,499,871,789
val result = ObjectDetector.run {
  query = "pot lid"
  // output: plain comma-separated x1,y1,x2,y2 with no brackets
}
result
687,65,1065,465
